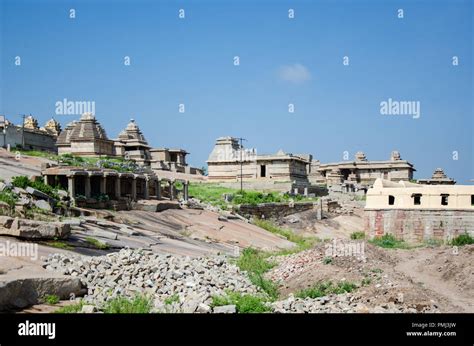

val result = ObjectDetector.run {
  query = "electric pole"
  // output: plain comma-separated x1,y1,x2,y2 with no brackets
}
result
19,114,27,149
237,137,247,193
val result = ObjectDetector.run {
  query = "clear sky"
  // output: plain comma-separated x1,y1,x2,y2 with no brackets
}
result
1,0,472,182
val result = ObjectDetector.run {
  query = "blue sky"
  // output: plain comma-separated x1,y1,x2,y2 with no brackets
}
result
1,0,473,182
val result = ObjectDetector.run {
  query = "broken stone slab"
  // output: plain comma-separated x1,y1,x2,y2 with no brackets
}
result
213,304,236,313
15,197,31,207
0,218,71,240
34,199,52,212
26,186,54,201
0,201,11,212
0,276,85,311
13,187,27,195
0,182,6,192
81,305,96,313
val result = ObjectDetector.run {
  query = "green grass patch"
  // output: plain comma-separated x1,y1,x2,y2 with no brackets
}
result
188,183,316,209
44,294,60,305
164,294,180,305
323,256,333,265
45,240,73,250
211,291,271,313
103,295,152,313
0,190,18,208
55,301,84,313
296,281,357,299
84,237,109,250
235,248,279,299
369,234,410,249
253,218,318,253
350,231,366,240
450,233,474,246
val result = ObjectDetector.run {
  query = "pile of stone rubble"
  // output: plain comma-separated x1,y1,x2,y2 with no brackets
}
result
43,248,260,313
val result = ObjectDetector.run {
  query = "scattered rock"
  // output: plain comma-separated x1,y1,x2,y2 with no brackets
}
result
213,305,236,313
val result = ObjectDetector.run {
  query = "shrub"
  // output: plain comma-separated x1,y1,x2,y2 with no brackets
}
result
369,234,409,249
164,294,179,305
44,294,60,305
103,295,152,313
450,233,474,246
350,232,366,240
323,256,333,265
11,176,59,200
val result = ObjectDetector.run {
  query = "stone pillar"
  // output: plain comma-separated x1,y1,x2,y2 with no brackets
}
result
316,199,323,220
183,181,189,201
170,180,175,200
85,175,91,198
156,179,161,199
131,178,137,201
100,176,106,194
43,175,49,185
115,177,121,199
67,176,75,198
144,178,150,200
304,187,308,196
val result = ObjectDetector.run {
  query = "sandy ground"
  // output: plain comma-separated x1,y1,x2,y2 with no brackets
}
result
267,241,474,313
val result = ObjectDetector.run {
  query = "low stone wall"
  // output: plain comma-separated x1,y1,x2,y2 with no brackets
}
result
239,202,315,219
364,209,474,243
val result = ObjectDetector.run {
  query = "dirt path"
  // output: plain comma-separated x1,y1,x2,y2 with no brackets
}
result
392,246,474,312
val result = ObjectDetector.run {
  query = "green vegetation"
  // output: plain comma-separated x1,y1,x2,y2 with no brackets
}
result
350,231,366,240
11,175,59,200
323,256,333,265
423,238,444,247
369,234,410,249
12,148,57,159
85,237,109,250
361,277,372,286
371,268,383,274
236,248,279,299
55,301,84,313
45,240,73,250
296,281,357,299
211,291,271,313
44,294,60,305
0,189,18,208
253,218,318,254
450,233,474,246
103,295,152,313
164,294,180,305
188,183,317,209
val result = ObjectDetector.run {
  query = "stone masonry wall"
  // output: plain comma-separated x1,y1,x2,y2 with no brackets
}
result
365,209,474,243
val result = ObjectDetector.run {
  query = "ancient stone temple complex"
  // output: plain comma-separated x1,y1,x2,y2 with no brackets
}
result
207,137,311,184
0,115,60,152
56,113,202,175
310,151,415,188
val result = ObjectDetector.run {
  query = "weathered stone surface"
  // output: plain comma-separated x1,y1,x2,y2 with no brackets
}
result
81,305,96,313
0,276,84,311
34,199,52,212
0,218,70,239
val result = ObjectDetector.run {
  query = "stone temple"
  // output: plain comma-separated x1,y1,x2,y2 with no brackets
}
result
57,112,115,156
56,113,202,175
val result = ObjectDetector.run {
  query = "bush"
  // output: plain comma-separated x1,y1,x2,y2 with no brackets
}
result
85,237,109,250
103,295,152,313
450,233,474,246
369,234,409,249
350,232,366,240
44,294,60,305
164,294,179,305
